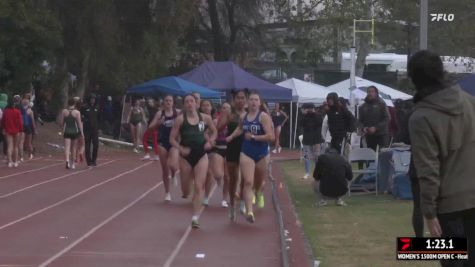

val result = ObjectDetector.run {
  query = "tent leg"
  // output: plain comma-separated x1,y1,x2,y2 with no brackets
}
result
293,103,299,148
289,101,293,149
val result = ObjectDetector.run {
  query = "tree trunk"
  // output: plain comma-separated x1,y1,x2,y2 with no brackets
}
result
76,51,90,99
207,0,228,60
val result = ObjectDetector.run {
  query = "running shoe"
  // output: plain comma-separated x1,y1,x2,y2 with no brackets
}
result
336,199,347,206
303,173,310,179
246,212,255,223
252,194,256,205
229,205,236,222
239,200,246,214
221,200,229,208
202,198,209,206
278,147,282,153
20,157,24,162
8,162,13,168
142,154,150,160
14,162,19,168
71,163,76,170
164,193,171,202
66,161,70,169
272,149,277,154
133,148,139,153
152,155,160,161
191,219,200,229
256,192,265,209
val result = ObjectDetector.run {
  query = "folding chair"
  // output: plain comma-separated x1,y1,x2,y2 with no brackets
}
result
348,147,379,196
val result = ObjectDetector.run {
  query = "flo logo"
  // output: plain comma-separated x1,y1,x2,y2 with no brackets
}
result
430,13,455,22
398,238,412,251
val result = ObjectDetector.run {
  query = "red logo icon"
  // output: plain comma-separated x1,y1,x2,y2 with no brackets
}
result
399,238,411,251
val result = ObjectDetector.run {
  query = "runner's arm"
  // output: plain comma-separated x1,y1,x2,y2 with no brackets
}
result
204,114,217,144
169,115,184,150
254,113,275,143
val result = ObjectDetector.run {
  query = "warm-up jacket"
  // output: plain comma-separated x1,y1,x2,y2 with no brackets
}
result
313,150,353,197
358,98,389,136
409,85,475,219
299,112,324,145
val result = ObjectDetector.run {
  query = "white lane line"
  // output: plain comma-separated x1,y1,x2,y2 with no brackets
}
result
0,162,63,180
0,162,153,231
162,184,217,267
0,160,116,199
38,181,163,267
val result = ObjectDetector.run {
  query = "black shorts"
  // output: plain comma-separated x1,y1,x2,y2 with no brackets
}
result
212,147,227,158
23,125,33,135
183,146,206,168
64,133,80,140
226,136,243,163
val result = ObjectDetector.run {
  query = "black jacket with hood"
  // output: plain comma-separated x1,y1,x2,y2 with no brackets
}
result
326,93,356,137
358,92,389,136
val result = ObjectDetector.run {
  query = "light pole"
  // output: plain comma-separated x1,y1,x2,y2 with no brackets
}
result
419,0,428,49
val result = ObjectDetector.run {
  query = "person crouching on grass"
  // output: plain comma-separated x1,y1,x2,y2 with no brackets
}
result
313,148,352,206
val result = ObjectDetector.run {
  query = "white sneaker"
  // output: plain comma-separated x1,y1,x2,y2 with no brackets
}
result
71,163,76,170
152,155,160,161
14,162,19,168
278,147,282,153
221,200,229,208
133,148,139,153
272,149,277,154
8,162,13,168
164,193,171,202
202,198,209,206
239,200,246,214
142,154,150,160
20,157,24,162
29,154,34,160
303,173,310,179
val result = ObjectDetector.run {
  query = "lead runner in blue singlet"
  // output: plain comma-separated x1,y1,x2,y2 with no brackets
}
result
226,92,275,223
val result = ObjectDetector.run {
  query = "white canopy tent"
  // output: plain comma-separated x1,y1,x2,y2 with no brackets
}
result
277,78,330,148
326,76,412,100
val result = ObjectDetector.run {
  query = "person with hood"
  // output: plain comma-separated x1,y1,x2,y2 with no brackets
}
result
313,148,353,206
358,86,389,151
298,103,324,179
81,94,101,166
325,92,356,153
408,50,475,266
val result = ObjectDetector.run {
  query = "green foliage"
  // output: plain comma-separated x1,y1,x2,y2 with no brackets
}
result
0,0,62,92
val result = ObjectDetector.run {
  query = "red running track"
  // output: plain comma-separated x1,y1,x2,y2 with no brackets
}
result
0,151,307,267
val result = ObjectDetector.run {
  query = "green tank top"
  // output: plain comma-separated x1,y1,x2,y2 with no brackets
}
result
130,108,142,123
64,110,79,135
180,112,206,148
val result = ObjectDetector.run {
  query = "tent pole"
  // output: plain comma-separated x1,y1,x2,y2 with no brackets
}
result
289,101,293,149
293,103,299,148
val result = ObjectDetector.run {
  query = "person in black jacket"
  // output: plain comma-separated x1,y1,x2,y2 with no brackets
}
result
313,148,353,206
326,92,356,153
358,86,389,151
81,94,100,166
299,103,324,179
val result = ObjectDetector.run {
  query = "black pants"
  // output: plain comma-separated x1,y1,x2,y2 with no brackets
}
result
330,134,345,154
365,134,387,151
438,209,474,267
85,129,99,165
409,175,424,237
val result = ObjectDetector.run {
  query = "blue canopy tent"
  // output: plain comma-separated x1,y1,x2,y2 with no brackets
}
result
127,76,221,98
458,74,475,96
179,61,292,101
180,61,293,147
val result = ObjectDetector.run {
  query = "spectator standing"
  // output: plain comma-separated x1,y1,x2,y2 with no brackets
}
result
408,50,475,266
325,93,356,153
141,98,159,160
298,103,324,179
358,86,389,151
0,93,7,160
81,94,101,166
271,103,288,153
2,97,23,167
